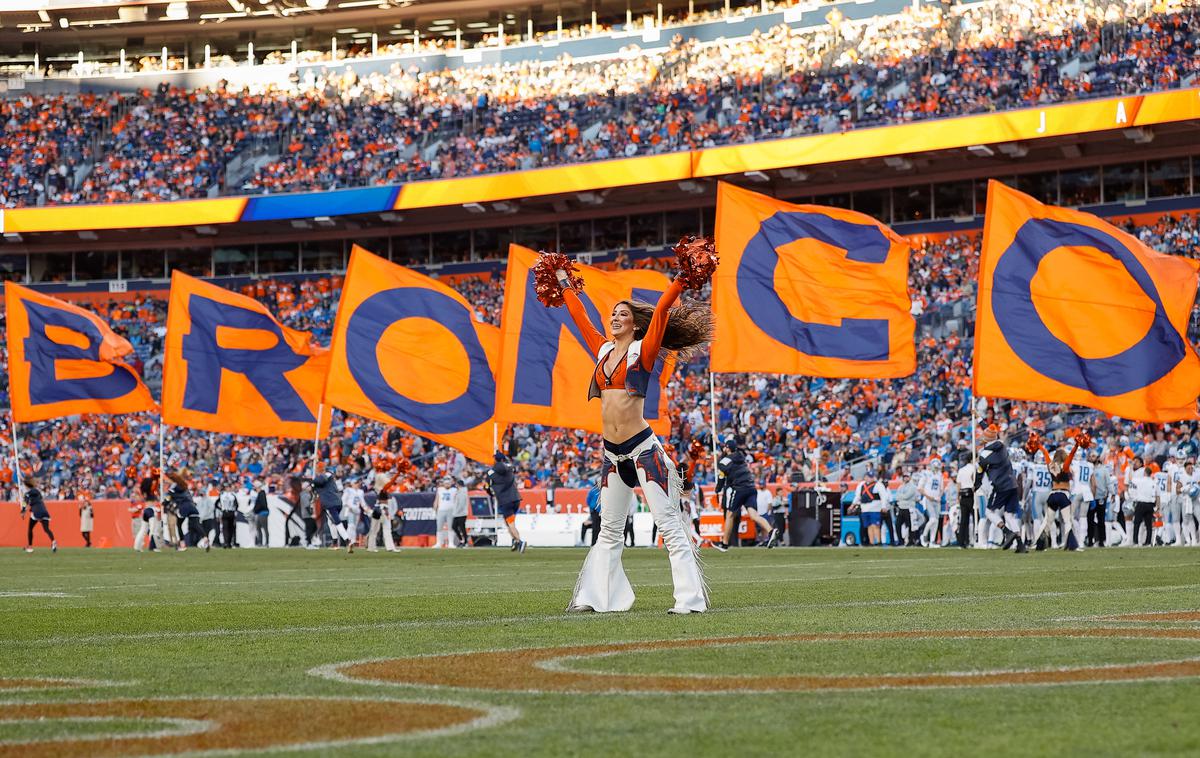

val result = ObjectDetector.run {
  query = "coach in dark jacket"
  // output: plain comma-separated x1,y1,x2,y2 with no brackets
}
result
976,425,1026,553
307,467,343,546
487,452,527,553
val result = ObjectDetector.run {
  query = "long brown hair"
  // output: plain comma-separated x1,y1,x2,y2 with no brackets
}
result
615,298,713,361
1049,449,1067,476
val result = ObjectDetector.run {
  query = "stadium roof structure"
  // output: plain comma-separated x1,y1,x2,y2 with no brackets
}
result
0,0,705,52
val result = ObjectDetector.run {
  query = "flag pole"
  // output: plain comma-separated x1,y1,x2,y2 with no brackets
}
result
158,418,166,498
970,396,978,469
708,366,719,466
493,421,498,451
311,402,324,476
10,414,24,505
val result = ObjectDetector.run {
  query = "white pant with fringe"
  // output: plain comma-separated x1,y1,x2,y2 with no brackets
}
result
569,431,707,613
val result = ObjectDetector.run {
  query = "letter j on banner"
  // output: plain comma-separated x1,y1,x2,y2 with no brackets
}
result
324,246,501,463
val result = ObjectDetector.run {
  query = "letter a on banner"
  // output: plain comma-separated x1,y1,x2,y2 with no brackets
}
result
162,272,331,438
495,244,675,435
711,182,915,377
975,180,1200,421
324,246,501,463
5,282,157,423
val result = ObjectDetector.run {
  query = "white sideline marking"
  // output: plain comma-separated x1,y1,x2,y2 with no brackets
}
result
28,560,1200,603
25,558,1200,594
0,592,79,598
6,583,1200,648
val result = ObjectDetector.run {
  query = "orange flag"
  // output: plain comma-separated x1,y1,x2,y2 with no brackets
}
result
5,282,157,423
712,182,915,377
975,180,1200,421
495,244,675,435
162,272,330,438
324,246,501,463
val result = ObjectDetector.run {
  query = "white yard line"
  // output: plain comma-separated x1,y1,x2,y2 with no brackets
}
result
6,582,1200,649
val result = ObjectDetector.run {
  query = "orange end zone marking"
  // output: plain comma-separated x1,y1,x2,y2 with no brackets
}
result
0,698,490,758
332,628,1200,694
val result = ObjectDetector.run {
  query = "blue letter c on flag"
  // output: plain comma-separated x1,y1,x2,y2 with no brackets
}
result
737,211,893,361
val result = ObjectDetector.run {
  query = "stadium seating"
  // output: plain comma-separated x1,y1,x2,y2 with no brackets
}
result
1,1,1196,207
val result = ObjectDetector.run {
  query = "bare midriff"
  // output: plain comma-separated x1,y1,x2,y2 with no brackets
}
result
600,389,650,444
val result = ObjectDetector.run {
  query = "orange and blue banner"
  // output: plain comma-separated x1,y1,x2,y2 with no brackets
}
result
5,282,156,423
711,182,915,377
975,180,1200,421
495,244,675,435
162,272,331,438
324,246,501,463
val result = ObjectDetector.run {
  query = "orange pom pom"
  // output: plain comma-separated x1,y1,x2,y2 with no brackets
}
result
1024,431,1041,455
532,251,583,307
673,235,719,290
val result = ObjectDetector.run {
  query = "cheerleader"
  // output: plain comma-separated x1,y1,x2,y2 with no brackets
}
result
1028,431,1086,551
546,243,713,615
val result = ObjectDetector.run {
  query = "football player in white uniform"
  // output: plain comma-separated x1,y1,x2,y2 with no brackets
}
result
1069,449,1096,551
917,459,947,547
434,476,458,549
1161,450,1184,546
1181,459,1199,547
1025,447,1053,548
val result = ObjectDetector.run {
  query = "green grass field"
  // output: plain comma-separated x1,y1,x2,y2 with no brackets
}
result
4,545,1200,757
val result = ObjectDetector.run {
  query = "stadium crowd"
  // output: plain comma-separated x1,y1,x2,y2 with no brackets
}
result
1,0,1196,206
1,210,1197,519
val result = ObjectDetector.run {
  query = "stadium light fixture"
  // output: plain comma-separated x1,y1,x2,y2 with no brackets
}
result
743,171,770,183
492,201,518,214
78,231,98,241
37,9,49,22
997,142,1028,158
4,234,22,244
58,16,68,28
315,216,336,227
677,180,706,194
576,192,605,205
779,168,808,181
463,203,487,214
967,144,994,157
883,157,912,170
1122,128,1154,144
165,2,188,20
306,0,329,9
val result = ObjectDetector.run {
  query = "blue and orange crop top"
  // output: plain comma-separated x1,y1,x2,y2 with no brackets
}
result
561,277,684,398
